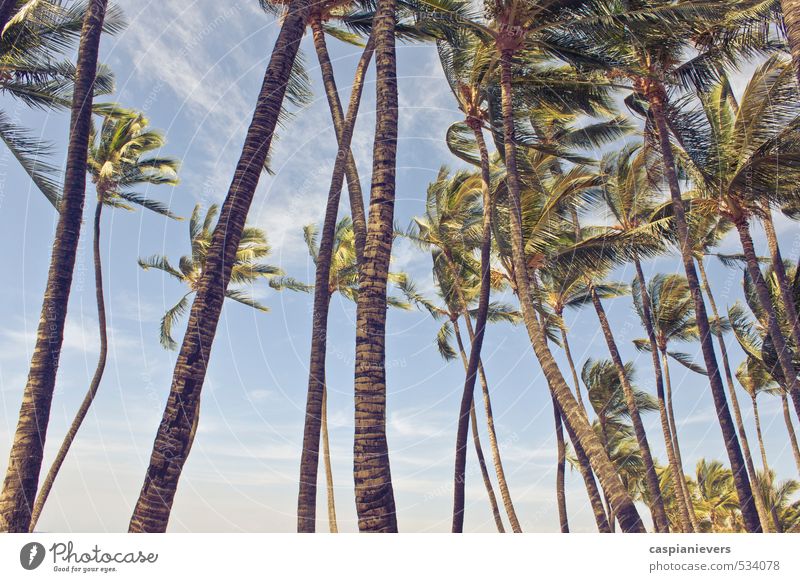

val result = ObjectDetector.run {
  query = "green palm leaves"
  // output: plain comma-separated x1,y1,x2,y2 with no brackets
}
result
140,204,307,349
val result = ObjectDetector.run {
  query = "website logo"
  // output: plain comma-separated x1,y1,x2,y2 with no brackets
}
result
20,542,46,570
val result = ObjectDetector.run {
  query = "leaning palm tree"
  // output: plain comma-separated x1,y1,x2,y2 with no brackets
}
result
128,0,314,532
0,0,118,208
0,0,110,533
28,109,180,531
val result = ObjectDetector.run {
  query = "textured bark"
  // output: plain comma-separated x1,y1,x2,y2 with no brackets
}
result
310,19,370,262
750,395,782,532
453,321,505,533
736,221,800,423
452,122,517,532
30,199,109,531
589,286,670,532
297,32,374,533
632,258,693,532
128,0,311,532
697,257,772,531
321,385,337,533
0,0,107,533
500,51,644,532
648,84,762,532
781,393,800,476
781,0,800,88
552,396,569,533
352,0,399,532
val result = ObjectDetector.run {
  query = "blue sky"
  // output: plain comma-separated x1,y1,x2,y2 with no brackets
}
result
0,1,798,533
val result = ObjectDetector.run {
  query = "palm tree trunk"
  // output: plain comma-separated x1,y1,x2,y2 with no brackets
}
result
589,286,670,532
29,198,109,532
0,0,107,533
696,256,773,531
632,258,693,532
0,0,15,33
499,50,644,532
647,82,762,532
559,325,587,412
781,0,800,87
661,350,701,531
781,392,800,476
352,0,399,532
552,396,569,532
453,320,505,532
321,384,337,533
735,220,800,422
762,212,800,355
128,0,312,532
309,19,370,262
751,395,770,474
452,119,504,533
296,34,374,533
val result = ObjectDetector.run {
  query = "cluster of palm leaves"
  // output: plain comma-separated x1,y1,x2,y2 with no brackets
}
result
2,0,800,534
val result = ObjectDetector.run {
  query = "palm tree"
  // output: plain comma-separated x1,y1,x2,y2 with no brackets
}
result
29,109,180,531
0,0,109,533
0,0,118,208
780,0,800,86
756,469,800,532
694,459,743,533
301,217,410,532
674,59,800,430
127,0,314,532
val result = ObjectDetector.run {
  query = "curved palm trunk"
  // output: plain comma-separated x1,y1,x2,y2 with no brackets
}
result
128,0,311,532
632,258,693,532
735,221,800,422
552,396,569,532
762,212,800,353
453,320,505,532
780,392,800,476
499,51,644,532
589,286,670,532
297,35,374,533
321,384,337,533
696,256,773,531
352,0,399,532
29,199,109,531
450,126,519,533
647,83,761,532
310,19,370,262
660,350,701,531
559,326,587,412
781,0,800,87
0,0,107,533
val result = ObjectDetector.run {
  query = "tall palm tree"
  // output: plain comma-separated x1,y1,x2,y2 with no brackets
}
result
127,0,313,532
29,109,180,531
302,217,410,532
0,1,118,208
675,58,800,427
0,0,109,533
351,0,401,533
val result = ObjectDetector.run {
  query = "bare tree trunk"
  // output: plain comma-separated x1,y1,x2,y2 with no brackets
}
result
559,326,587,412
296,33,374,533
696,256,772,531
781,392,800,476
453,320,505,533
499,50,644,532
632,258,693,532
552,396,569,532
0,0,107,533
647,82,761,532
30,199,109,531
128,0,311,532
352,0,399,532
321,384,337,533
589,286,669,532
